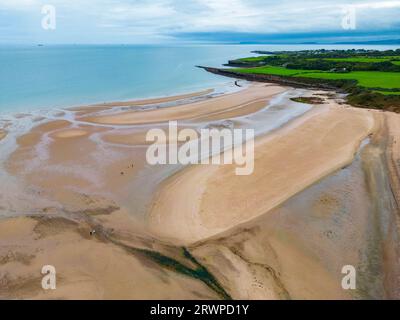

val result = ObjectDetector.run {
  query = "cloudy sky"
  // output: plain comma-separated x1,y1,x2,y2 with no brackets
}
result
1,0,400,44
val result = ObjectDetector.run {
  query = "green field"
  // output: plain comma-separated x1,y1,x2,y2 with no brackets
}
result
233,66,400,92
374,91,400,95
306,56,400,63
232,66,317,76
222,49,400,111
324,57,400,63
237,56,268,62
297,71,400,89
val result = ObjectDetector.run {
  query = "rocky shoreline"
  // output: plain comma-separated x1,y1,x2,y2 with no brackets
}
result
196,66,344,91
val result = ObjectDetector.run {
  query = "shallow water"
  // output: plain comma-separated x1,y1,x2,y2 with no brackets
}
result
0,45,261,113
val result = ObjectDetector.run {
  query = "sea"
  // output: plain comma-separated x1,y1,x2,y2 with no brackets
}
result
0,44,398,114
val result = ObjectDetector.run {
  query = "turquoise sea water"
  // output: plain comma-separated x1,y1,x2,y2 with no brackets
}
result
0,44,397,114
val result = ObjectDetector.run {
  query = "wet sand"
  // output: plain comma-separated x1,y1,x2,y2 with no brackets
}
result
386,113,400,209
81,84,285,125
0,129,6,141
149,104,375,244
0,214,220,300
69,88,214,111
1,83,288,299
188,111,400,300
0,82,399,299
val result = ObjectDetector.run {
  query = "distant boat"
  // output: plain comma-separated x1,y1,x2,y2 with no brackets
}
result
37,44,44,47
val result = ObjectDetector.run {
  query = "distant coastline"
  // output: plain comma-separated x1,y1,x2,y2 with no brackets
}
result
199,48,400,113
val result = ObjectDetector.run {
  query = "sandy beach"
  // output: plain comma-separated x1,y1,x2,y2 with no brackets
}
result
148,104,375,244
0,129,6,141
81,84,285,125
0,82,399,299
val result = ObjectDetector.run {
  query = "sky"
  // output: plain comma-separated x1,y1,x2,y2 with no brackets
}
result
0,0,400,44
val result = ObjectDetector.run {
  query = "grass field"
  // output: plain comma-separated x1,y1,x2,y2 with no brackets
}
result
222,50,400,111
237,56,268,62
233,66,400,92
326,57,400,63
307,56,400,63
232,66,317,76
297,71,400,89
374,91,400,95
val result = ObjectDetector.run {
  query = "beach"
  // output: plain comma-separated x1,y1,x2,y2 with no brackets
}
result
148,103,375,244
0,82,399,299
0,130,6,141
